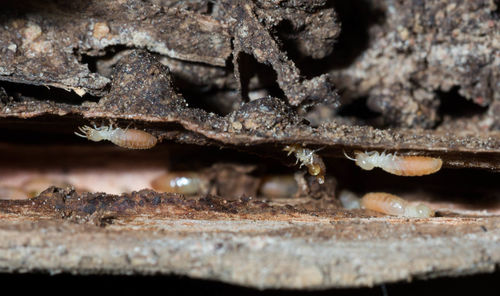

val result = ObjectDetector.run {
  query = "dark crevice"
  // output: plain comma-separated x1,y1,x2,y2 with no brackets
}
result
171,68,233,116
272,19,300,63
276,0,386,79
237,52,286,102
337,96,381,122
304,96,384,128
80,53,98,73
0,81,100,105
493,0,500,17
1,272,500,296
0,87,9,104
437,86,488,120
205,1,214,15
0,129,499,212
0,116,186,146
332,157,500,211
177,51,286,116
175,80,235,116
0,117,499,212
237,52,252,102
324,0,386,69
78,45,131,78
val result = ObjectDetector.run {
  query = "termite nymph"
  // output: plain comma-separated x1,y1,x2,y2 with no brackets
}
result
258,175,298,198
151,172,207,195
284,144,326,184
344,150,442,176
338,190,361,210
75,124,157,149
361,192,435,218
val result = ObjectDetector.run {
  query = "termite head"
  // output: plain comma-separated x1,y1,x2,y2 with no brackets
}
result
75,125,108,142
344,150,375,170
355,152,376,170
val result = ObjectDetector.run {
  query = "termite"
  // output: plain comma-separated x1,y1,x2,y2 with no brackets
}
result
284,144,326,184
361,192,435,218
151,172,208,195
75,124,157,149
344,150,442,176
338,190,361,210
258,175,298,198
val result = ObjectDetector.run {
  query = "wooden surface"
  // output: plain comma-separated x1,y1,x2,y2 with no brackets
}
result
1,190,499,289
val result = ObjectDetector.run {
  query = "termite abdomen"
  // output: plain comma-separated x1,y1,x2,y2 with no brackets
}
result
258,175,298,198
361,192,435,218
151,172,206,195
284,144,326,184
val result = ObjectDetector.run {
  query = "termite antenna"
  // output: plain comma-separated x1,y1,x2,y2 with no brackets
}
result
74,131,86,138
124,122,132,132
343,149,356,161
108,118,117,127
313,146,325,153
74,126,89,138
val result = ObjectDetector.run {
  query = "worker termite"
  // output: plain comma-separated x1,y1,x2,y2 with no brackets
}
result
284,144,326,184
361,192,435,218
344,150,442,176
338,190,361,210
151,172,208,195
75,124,157,149
258,175,298,198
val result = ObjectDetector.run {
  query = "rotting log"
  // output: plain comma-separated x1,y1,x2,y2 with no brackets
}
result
1,189,500,289
0,0,499,289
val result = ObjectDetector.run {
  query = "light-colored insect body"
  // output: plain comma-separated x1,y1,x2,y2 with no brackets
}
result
403,203,435,218
151,172,207,195
345,150,442,176
75,125,157,149
361,192,435,218
338,190,361,210
284,144,326,184
258,175,298,198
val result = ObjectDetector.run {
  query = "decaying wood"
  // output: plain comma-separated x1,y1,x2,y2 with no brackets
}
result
2,49,499,171
326,0,500,128
1,189,499,288
0,0,499,289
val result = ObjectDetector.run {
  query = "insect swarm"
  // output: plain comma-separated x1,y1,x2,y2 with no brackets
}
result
344,150,442,176
75,124,157,149
361,192,435,218
284,144,326,184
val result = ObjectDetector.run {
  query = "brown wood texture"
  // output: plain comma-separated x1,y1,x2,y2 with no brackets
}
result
0,0,499,289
